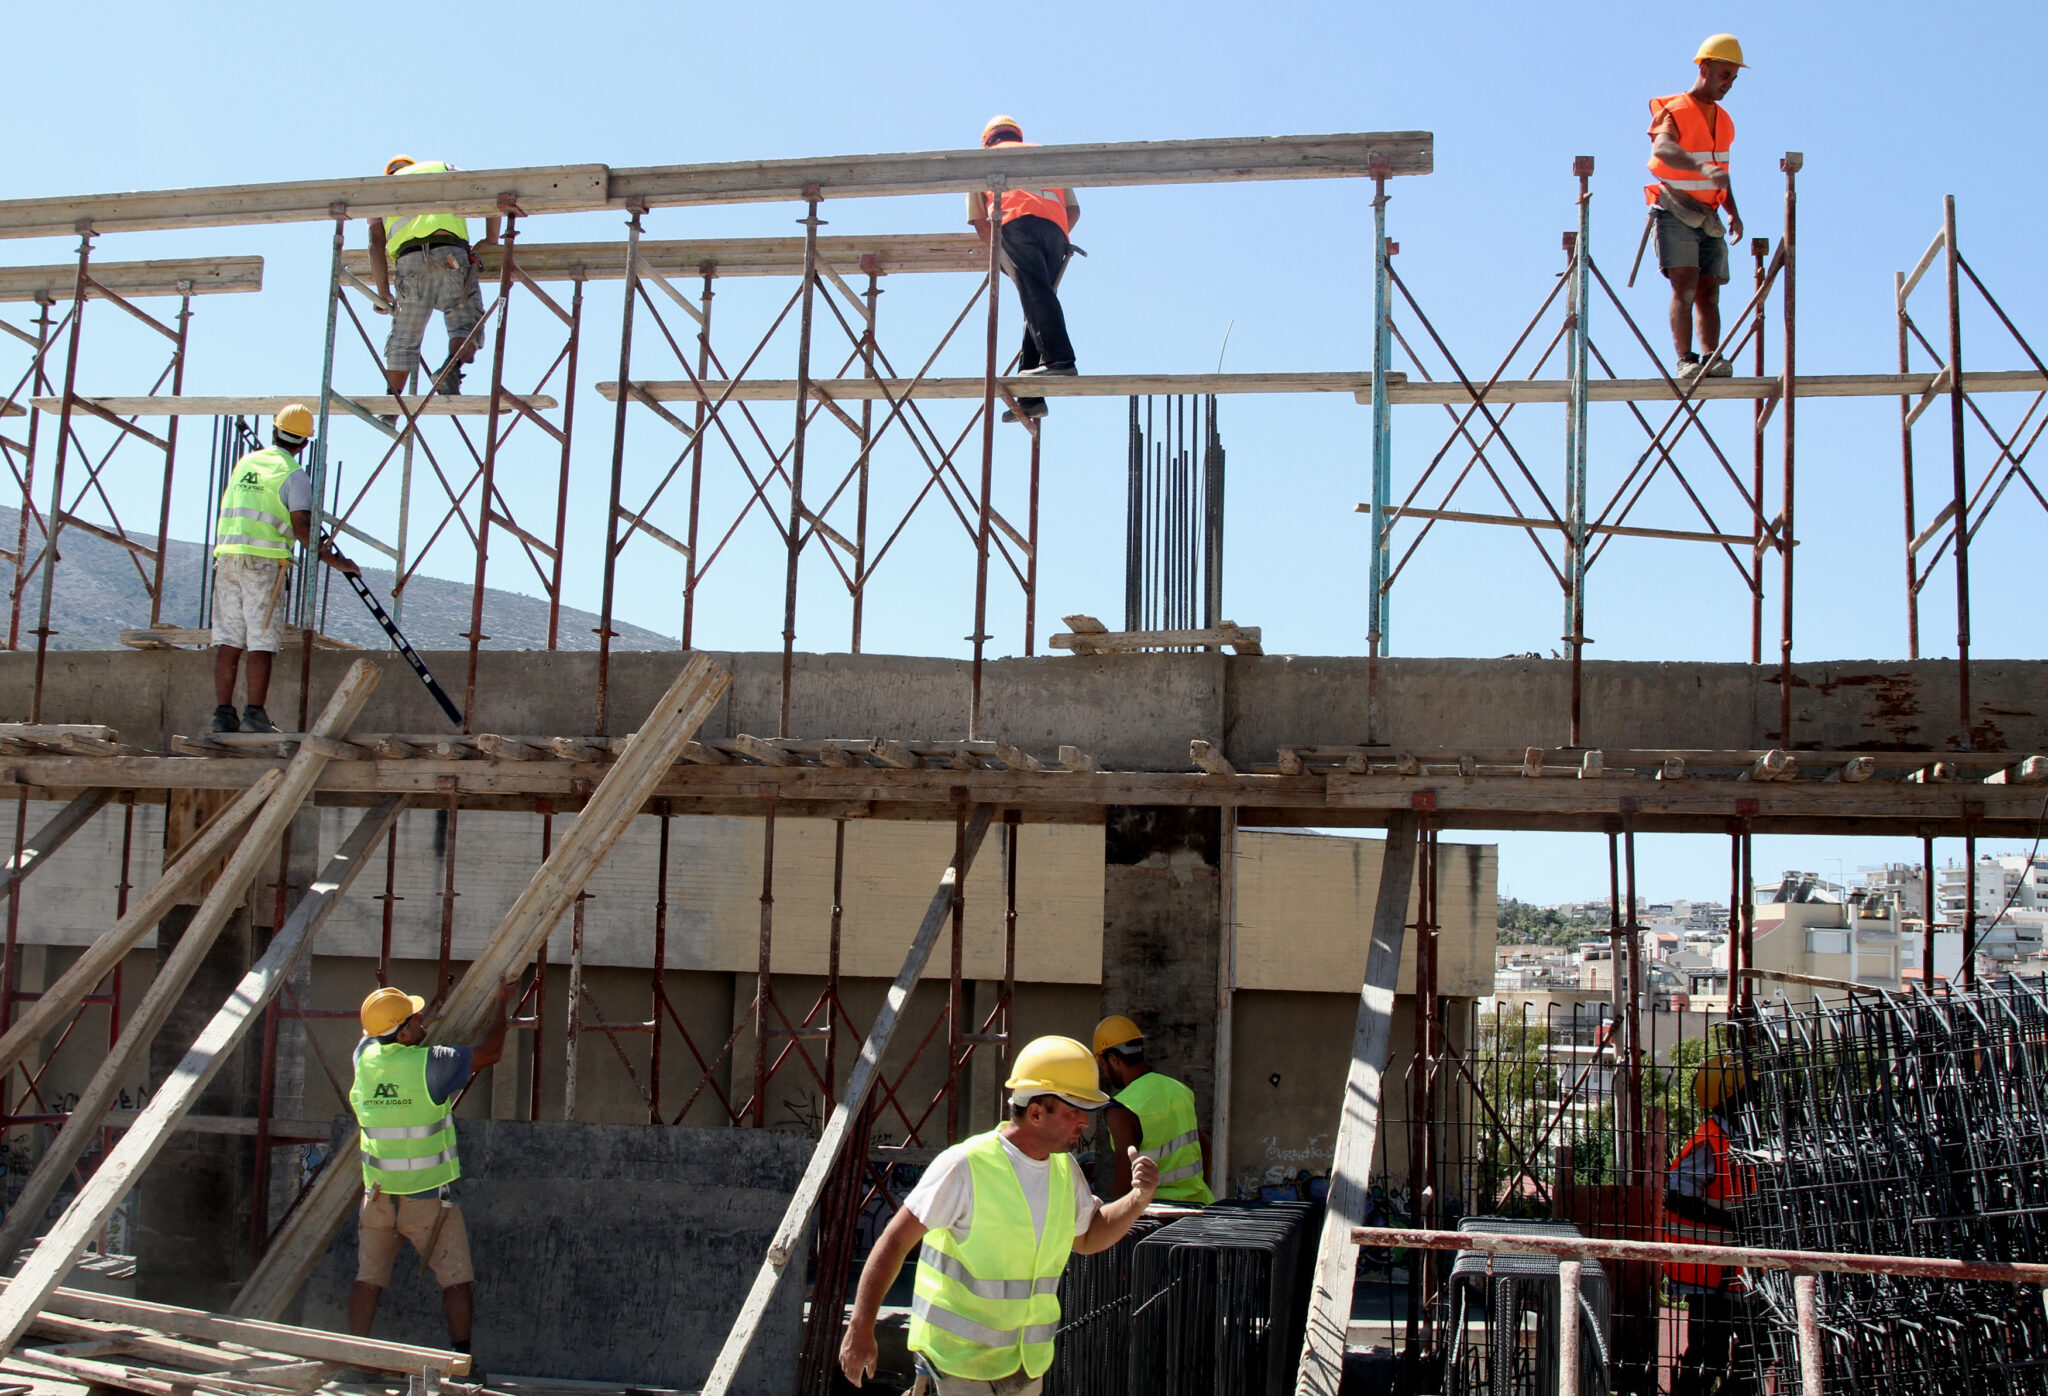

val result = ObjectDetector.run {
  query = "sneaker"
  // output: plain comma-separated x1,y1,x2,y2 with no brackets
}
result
434,363,465,395
1675,355,1705,382
1704,354,1734,378
1019,362,1077,377
209,704,240,734
1001,401,1050,423
240,705,281,735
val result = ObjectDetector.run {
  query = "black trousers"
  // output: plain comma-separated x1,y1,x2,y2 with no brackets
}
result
1672,1287,1754,1396
999,214,1075,372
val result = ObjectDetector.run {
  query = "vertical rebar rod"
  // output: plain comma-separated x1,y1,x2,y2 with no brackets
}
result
1794,1272,1824,1396
435,791,459,1007
1125,396,1141,631
594,211,643,733
1024,407,1042,656
1000,811,1019,1087
782,195,823,739
563,890,586,1121
1778,158,1800,746
531,811,551,1121
1740,830,1755,1011
1559,1258,1583,1396
1942,195,1972,743
1621,826,1644,1179
1726,828,1743,1014
968,184,1004,740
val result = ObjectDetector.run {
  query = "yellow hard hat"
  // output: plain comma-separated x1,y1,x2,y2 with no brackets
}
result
1694,33,1747,68
274,403,315,440
1694,1052,1750,1112
361,985,425,1037
1092,1014,1143,1056
384,154,418,176
1006,1035,1109,1107
982,115,1023,148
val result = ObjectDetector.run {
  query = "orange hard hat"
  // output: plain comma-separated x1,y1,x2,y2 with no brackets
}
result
384,154,418,176
982,115,1023,147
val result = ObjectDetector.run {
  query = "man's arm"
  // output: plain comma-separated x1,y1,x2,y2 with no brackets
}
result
967,190,992,242
1650,116,1741,241
469,977,519,1072
289,512,361,576
368,218,392,307
1103,1104,1139,1200
1073,1148,1158,1255
840,1205,929,1387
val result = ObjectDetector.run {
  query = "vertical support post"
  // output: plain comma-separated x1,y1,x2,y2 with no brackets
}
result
563,892,587,1122
1922,829,1938,987
595,209,643,733
1212,804,1238,1194
968,180,1005,740
999,811,1019,1084
755,800,777,1128
1620,826,1644,1179
544,279,583,649
850,272,879,653
1024,411,1043,657
148,291,192,626
30,227,94,722
463,210,520,731
1942,194,1972,743
826,817,846,1097
945,803,967,1141
781,191,823,740
529,809,551,1122
1750,238,1770,664
1778,155,1802,746
434,789,460,1008
1794,1272,1824,1396
1365,166,1393,741
1739,829,1755,1011
1963,830,1977,990
1725,826,1744,1015
8,295,54,650
651,801,670,1123
1558,1259,1583,1396
1562,160,1595,747
304,208,347,634
1898,269,1921,659
681,265,713,651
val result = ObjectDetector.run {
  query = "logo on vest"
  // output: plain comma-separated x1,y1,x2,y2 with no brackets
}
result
239,470,263,487
373,1082,400,1099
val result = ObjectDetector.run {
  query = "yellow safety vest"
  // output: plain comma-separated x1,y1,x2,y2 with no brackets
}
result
385,161,470,259
213,447,298,560
350,1041,461,1195
908,1129,1074,1380
1116,1070,1214,1205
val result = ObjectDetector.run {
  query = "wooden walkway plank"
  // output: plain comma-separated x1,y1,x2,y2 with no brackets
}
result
0,798,406,1353
0,661,381,1269
1294,812,1419,1396
231,653,733,1319
698,804,995,1396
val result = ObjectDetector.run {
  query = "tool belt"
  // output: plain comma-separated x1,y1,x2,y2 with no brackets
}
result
393,232,470,258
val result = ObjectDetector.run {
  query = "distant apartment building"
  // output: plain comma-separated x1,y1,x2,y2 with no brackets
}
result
1715,875,1904,994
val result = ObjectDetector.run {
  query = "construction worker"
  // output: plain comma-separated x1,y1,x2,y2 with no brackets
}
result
1663,1051,1755,1396
1646,35,1747,381
209,405,359,734
840,1036,1157,1394
368,157,500,399
1092,1015,1214,1205
347,979,517,1377
967,116,1080,426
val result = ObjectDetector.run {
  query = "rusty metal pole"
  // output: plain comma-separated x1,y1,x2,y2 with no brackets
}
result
1562,160,1594,747
1794,1272,1824,1396
148,289,192,626
850,270,879,653
968,180,1006,740
1558,1259,1583,1396
595,209,644,731
462,210,520,731
680,265,713,651
1963,831,1978,990
30,227,94,722
1922,830,1938,987
1898,269,1922,659
1750,238,1769,664
780,191,823,739
1740,829,1756,1011
1621,826,1645,1180
1777,155,1801,747
826,818,846,1096
1023,415,1042,658
7,295,54,651
1942,195,1972,744
1726,827,1743,1014
755,799,777,1128
544,279,583,649
651,801,670,1123
946,803,968,1140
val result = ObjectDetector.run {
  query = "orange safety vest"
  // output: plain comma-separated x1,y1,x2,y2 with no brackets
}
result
983,143,1072,235
1662,1117,1746,1291
1644,94,1734,209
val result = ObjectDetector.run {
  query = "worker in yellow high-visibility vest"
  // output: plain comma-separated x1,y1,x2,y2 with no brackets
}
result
840,1037,1158,1395
368,156,500,399
209,405,359,734
1092,1015,1214,1205
347,978,516,1382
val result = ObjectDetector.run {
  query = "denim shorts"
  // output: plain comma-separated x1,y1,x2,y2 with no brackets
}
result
1653,210,1729,284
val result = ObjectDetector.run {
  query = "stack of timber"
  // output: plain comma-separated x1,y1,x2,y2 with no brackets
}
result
1051,614,1265,655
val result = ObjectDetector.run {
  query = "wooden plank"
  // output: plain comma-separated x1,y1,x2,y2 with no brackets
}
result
0,797,406,1353
1053,623,1263,654
0,662,380,1271
344,234,988,284
0,773,281,1083
0,789,112,905
698,806,996,1396
122,627,360,652
1359,368,2048,406
231,654,732,1319
0,135,1430,241
13,1283,467,1375
1295,813,1418,1396
0,257,264,304
33,394,554,418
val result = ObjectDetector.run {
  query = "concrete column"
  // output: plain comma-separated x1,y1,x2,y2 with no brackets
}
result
1100,807,1221,1126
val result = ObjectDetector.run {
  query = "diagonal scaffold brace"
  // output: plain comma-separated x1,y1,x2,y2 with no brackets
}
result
325,532,462,726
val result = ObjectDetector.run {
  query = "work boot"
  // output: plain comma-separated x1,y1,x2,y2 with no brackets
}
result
434,362,465,395
1675,355,1705,382
240,705,280,735
1020,361,1077,377
209,704,240,734
1001,400,1050,423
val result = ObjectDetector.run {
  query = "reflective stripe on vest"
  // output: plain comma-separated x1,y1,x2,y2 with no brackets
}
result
983,143,1071,235
1662,1117,1744,1290
350,1040,460,1195
213,447,299,560
1644,94,1735,209
1116,1071,1214,1205
387,161,471,259
907,1129,1074,1381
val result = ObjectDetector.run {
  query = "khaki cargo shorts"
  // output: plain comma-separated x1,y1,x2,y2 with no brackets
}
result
211,554,288,653
357,1188,473,1289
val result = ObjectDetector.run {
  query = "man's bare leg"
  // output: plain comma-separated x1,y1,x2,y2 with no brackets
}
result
1666,267,1701,360
441,1282,473,1346
214,646,242,707
245,650,275,707
1695,277,1723,365
347,1280,382,1337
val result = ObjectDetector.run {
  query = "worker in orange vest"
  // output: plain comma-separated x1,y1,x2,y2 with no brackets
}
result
968,116,1081,425
1646,35,1747,382
1663,1051,1755,1396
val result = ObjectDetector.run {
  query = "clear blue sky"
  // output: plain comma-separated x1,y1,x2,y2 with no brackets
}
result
8,1,2043,902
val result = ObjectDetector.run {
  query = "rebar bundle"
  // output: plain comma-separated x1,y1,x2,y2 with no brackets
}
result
1042,1215,1166,1396
1725,978,2048,1395
1124,1201,1319,1396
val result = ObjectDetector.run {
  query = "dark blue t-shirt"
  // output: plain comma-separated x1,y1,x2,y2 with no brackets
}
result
353,1036,475,1104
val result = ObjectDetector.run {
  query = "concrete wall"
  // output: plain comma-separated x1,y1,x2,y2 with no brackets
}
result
300,1120,810,1395
2,649,2037,760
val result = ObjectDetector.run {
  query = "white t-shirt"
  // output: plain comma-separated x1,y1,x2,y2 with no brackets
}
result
902,1132,1098,1249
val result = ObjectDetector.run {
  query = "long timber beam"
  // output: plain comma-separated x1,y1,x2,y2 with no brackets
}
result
599,368,2048,405
343,234,989,283
25,393,556,417
0,257,262,302
0,755,2037,836
0,133,1432,241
